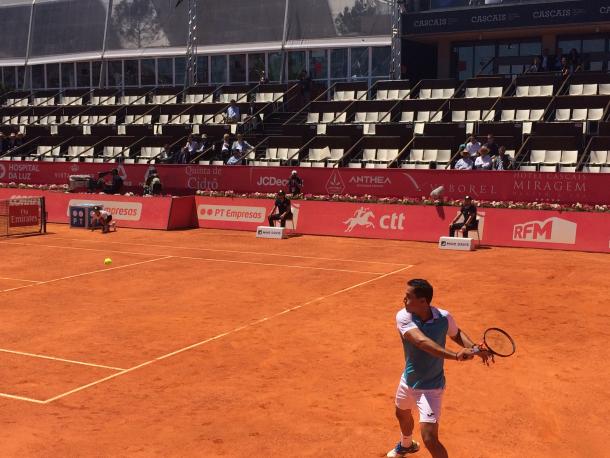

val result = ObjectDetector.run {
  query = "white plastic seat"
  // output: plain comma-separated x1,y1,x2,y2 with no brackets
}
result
539,165,557,172
583,84,598,96
452,111,465,122
489,87,503,97
560,150,578,164
276,148,289,160
599,84,610,96
559,166,576,172
430,112,443,122
419,88,431,99
321,112,335,123
569,85,583,96
465,87,477,98
477,87,490,98
520,165,537,171
588,108,604,121
501,110,515,121
529,109,544,121
601,166,610,173
330,149,343,161
431,89,444,99
422,149,437,162
544,150,562,164
400,163,416,169
376,89,388,100
362,149,377,161
436,150,451,163
466,110,481,121
555,109,570,121
409,149,424,162
516,86,529,97
589,150,608,164
529,150,546,163
400,112,414,123
306,112,319,123
416,111,430,122
571,108,587,121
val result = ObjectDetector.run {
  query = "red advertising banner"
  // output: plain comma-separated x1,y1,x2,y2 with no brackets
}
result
0,189,194,230
8,204,40,227
1,161,608,205
195,197,610,253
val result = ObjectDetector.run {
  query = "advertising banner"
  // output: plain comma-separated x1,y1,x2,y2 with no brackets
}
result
195,196,610,253
1,161,608,205
404,0,605,35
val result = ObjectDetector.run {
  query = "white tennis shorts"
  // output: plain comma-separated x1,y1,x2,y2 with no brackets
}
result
394,375,444,424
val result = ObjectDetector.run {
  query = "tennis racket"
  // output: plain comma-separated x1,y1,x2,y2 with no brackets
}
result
473,327,516,358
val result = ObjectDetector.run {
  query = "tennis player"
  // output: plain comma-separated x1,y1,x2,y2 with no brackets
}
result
387,279,490,458
90,206,114,233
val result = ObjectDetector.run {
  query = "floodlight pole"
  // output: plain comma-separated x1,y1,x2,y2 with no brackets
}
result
390,0,404,80
185,0,198,87
279,0,290,84
22,0,36,91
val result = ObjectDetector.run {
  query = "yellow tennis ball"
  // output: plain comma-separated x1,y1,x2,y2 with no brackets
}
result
104,258,112,266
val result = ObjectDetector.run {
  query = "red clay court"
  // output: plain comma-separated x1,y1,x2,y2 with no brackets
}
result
0,224,608,457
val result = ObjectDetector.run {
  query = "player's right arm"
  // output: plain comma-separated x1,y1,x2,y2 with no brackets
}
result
402,328,473,361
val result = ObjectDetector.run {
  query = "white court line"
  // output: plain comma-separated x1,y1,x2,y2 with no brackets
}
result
44,235,409,266
0,349,125,371
42,264,414,404
0,392,46,404
0,276,41,283
0,256,172,293
0,241,385,275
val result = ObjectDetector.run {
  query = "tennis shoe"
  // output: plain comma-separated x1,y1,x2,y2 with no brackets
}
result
386,440,420,457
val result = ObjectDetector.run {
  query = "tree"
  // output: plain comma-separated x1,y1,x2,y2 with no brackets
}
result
334,0,385,36
112,0,162,48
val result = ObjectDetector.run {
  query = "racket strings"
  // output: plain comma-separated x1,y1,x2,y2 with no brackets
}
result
484,329,515,356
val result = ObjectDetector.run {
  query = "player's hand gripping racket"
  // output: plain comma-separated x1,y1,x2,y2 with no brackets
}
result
473,327,516,362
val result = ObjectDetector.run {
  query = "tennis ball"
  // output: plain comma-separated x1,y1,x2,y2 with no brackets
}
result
104,258,112,266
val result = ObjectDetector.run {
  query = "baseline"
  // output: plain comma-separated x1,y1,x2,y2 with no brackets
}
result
45,235,410,266
42,264,414,404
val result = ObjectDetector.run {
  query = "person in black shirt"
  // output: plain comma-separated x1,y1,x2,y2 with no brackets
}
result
448,196,477,237
484,134,498,157
268,190,293,228
288,170,303,196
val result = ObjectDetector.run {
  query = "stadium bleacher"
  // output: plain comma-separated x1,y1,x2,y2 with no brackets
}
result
0,71,609,173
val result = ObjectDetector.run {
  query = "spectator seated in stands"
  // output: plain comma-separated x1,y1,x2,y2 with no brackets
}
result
493,146,514,171
180,135,198,164
248,101,260,130
268,190,293,228
159,143,174,164
474,146,493,170
454,149,474,170
448,196,477,238
232,134,253,155
288,170,303,196
225,99,240,123
220,133,232,159
0,132,5,153
143,168,162,195
91,168,124,194
226,149,242,165
259,70,269,84
7,132,18,150
484,134,498,157
465,134,481,157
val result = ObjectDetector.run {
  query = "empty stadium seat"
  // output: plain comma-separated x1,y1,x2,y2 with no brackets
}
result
184,93,214,104
589,150,610,164
516,85,553,97
153,94,177,104
90,95,116,105
376,89,409,100
465,86,503,98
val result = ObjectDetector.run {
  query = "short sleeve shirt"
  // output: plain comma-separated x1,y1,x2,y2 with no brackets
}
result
460,204,476,221
396,307,458,389
275,198,291,214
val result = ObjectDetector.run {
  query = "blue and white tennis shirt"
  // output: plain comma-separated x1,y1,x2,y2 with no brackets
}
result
396,307,459,390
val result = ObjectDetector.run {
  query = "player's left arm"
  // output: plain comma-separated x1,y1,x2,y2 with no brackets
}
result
446,312,493,365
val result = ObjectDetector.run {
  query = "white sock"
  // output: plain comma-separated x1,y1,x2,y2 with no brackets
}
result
401,435,413,448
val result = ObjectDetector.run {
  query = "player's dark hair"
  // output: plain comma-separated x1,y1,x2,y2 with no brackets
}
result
407,279,433,303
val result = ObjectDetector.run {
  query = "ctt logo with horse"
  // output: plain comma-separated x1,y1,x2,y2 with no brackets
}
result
343,206,406,233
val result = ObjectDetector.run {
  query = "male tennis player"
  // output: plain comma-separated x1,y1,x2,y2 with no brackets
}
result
387,279,490,458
